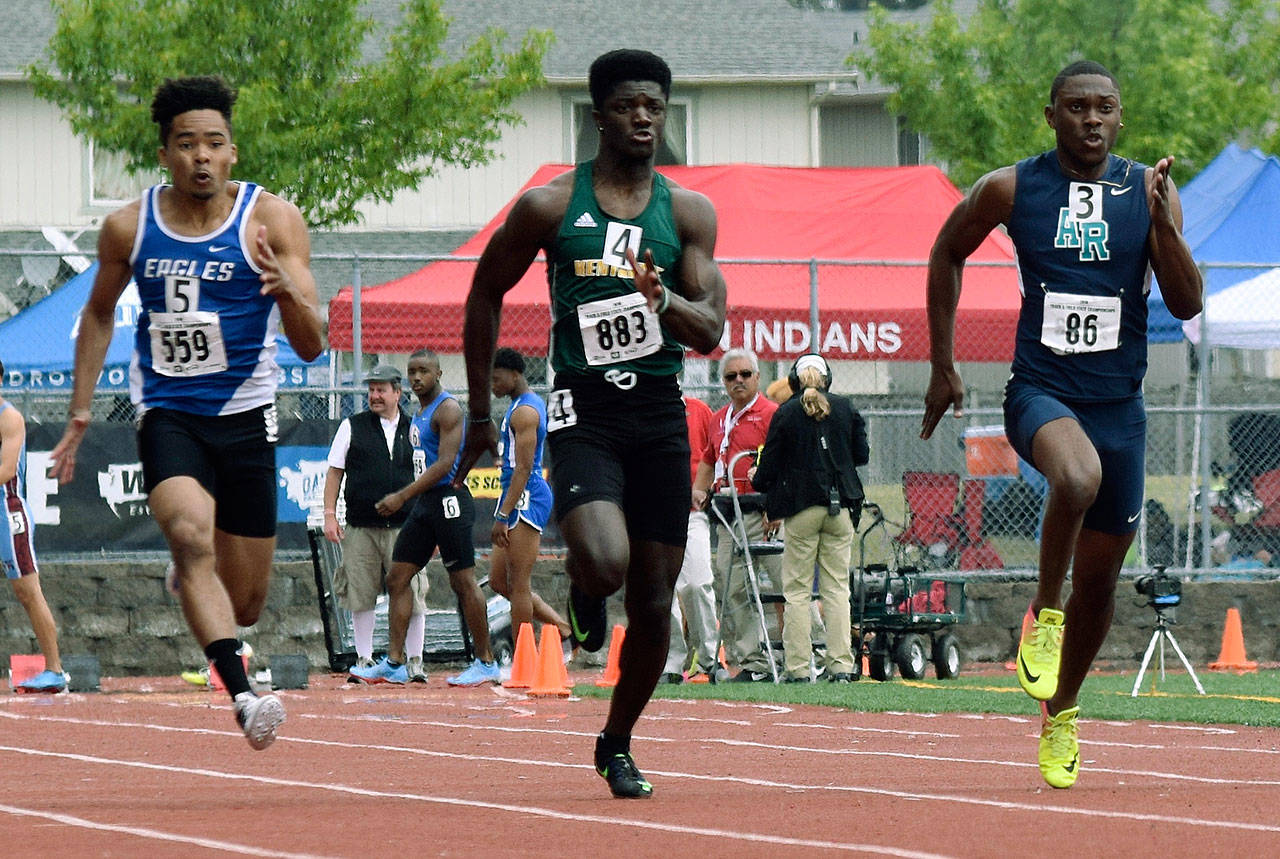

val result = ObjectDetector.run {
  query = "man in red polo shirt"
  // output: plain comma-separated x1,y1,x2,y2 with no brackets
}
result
694,349,779,682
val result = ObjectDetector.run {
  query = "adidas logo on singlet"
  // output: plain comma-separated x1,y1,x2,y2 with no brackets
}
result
573,212,597,228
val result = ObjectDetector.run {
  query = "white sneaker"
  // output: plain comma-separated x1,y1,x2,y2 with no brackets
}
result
406,656,428,683
233,692,286,750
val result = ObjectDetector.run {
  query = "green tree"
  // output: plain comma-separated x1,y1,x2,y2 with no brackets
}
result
861,0,1280,188
28,0,551,228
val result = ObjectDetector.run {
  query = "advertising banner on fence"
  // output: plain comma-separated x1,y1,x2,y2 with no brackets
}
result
23,420,560,555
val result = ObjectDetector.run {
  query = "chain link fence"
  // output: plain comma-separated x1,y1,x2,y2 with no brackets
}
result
5,248,1280,573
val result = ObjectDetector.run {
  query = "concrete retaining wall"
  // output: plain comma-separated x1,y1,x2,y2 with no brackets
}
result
3,558,1278,677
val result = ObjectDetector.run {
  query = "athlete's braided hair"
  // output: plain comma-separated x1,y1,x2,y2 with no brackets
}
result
151,76,237,145
589,50,671,109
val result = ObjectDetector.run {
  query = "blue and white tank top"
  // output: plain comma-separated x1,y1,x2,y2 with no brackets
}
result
1006,152,1152,401
409,390,460,488
498,391,548,486
128,182,282,415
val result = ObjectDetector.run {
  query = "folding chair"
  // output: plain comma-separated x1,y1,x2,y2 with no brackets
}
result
894,471,962,567
957,478,1003,570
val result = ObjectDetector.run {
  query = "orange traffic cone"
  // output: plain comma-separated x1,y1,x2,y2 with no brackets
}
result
528,625,571,697
594,625,626,687
1209,607,1258,672
503,622,538,689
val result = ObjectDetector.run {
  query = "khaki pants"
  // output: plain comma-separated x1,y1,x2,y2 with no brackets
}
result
665,511,719,675
333,526,429,614
780,506,854,678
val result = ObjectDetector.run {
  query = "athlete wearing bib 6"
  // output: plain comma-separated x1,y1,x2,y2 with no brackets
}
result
48,76,324,753
921,61,1202,790
458,50,728,799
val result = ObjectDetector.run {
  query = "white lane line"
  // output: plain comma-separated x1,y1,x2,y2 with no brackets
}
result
0,802,331,858
774,721,962,738
4,714,1280,834
0,745,944,858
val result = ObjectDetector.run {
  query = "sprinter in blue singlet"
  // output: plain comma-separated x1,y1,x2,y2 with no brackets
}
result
48,76,324,752
921,61,1202,789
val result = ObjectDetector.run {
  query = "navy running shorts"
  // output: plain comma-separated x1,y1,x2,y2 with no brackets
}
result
1004,382,1146,535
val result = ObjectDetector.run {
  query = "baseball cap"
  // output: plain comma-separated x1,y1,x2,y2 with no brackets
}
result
363,364,401,384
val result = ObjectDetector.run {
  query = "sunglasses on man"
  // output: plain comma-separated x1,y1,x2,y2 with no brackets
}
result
723,370,754,381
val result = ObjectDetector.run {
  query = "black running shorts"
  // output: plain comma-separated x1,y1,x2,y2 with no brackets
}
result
545,372,690,546
137,404,278,538
391,484,477,572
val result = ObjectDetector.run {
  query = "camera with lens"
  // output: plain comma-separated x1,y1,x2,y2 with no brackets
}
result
1134,566,1181,608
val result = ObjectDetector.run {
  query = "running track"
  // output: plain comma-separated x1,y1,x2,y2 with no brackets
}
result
2,672,1277,857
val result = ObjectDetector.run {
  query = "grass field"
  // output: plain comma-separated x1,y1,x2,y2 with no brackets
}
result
579,667,1280,727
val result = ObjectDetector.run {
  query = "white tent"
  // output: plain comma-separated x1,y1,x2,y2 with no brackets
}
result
1183,267,1280,350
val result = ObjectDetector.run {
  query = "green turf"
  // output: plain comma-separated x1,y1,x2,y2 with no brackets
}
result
575,668,1280,727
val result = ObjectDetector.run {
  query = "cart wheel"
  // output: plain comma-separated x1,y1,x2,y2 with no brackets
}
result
894,633,929,680
932,633,962,679
492,633,515,667
868,650,894,682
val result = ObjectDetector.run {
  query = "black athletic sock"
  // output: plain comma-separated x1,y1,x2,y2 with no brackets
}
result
205,638,252,699
594,731,630,770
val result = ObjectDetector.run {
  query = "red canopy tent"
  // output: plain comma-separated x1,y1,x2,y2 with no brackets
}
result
327,163,1020,362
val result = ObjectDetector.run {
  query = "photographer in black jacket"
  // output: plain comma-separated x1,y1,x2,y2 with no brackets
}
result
752,354,868,683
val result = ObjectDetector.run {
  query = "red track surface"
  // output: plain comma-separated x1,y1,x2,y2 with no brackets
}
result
3,671,1279,857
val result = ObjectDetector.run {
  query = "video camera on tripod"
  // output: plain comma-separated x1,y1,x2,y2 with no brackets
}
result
1133,565,1181,609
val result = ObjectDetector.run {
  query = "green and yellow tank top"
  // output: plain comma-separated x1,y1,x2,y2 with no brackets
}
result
546,161,685,377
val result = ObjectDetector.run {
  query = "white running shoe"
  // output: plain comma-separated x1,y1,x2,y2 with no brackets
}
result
233,692,286,750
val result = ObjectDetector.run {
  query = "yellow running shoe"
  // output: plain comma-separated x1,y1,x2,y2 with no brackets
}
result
1039,705,1080,788
1016,607,1064,700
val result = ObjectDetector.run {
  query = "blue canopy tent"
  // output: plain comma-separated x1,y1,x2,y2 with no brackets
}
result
1148,144,1280,343
0,262,322,390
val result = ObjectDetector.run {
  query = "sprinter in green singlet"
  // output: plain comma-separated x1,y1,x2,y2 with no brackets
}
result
458,49,727,799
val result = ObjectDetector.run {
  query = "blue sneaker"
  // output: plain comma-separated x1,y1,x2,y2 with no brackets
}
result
18,669,69,694
348,656,407,685
446,658,501,687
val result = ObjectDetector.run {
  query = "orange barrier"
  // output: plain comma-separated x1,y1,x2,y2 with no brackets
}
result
527,625,571,697
9,654,45,691
594,625,626,688
1208,607,1258,672
503,622,539,689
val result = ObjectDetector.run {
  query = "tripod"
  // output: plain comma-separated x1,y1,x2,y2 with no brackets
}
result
1130,605,1206,697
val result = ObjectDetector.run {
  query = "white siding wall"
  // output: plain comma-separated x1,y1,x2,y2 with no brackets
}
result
0,84,90,228
692,85,813,166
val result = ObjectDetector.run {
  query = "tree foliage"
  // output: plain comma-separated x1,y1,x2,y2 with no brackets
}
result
28,0,552,227
861,0,1280,188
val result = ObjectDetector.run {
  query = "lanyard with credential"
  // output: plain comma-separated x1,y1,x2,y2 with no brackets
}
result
715,393,759,486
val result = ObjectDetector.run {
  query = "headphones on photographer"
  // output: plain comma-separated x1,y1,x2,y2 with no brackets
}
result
788,353,832,393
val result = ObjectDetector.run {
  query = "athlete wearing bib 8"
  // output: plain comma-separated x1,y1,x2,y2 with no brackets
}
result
547,161,685,378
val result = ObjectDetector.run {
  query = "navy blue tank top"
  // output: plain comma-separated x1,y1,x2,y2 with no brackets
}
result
1006,152,1152,401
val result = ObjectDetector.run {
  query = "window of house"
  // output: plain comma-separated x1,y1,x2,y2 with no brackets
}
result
89,142,161,207
572,99,689,165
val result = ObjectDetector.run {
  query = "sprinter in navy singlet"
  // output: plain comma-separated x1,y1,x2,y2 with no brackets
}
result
49,76,323,752
921,62,1202,789
457,51,728,798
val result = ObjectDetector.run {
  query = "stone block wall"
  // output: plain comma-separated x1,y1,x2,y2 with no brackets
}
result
3,559,1278,677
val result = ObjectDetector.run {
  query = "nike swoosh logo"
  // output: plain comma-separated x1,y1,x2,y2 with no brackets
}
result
209,244,229,252
568,605,588,642
1064,755,1078,773
1127,511,1141,523
1109,186,1133,196
1019,652,1040,684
